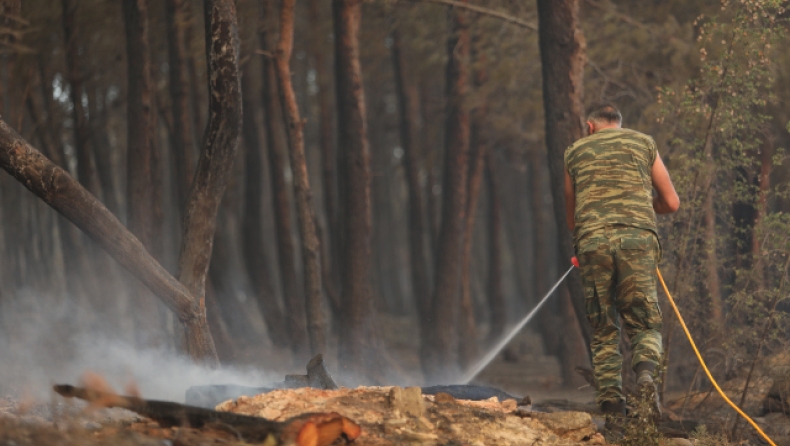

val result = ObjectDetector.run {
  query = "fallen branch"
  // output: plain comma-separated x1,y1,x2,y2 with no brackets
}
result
54,384,361,446
392,0,537,31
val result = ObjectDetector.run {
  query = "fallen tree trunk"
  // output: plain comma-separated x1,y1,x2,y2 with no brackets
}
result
54,384,361,446
0,119,213,355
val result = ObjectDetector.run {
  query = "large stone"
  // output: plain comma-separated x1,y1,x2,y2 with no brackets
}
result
530,411,597,441
388,386,425,417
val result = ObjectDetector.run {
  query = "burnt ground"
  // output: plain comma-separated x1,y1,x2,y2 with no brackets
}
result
0,315,788,445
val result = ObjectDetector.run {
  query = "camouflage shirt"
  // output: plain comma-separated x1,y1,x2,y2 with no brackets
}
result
565,128,657,241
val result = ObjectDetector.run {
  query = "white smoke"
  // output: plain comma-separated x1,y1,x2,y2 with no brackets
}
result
0,289,287,403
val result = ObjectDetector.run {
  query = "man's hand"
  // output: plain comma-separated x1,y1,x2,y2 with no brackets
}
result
651,153,680,214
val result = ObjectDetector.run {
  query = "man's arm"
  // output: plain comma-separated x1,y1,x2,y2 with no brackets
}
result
651,152,680,214
564,165,576,230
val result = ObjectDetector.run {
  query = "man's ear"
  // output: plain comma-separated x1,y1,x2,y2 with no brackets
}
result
586,121,594,135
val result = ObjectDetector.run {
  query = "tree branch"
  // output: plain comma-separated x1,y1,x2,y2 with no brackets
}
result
393,0,537,31
584,0,689,49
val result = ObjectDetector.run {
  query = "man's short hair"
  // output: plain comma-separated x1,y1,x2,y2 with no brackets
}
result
586,103,622,124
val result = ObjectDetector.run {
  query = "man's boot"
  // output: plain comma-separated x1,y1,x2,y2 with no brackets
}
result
635,362,662,421
600,399,626,440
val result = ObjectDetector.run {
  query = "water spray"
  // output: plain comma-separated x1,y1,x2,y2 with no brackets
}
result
459,257,578,385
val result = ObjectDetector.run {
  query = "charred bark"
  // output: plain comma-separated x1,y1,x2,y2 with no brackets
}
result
426,2,471,381
275,0,326,356
123,0,154,251
61,0,102,198
165,0,197,213
390,27,432,376
123,0,165,347
528,147,563,367
258,0,307,352
536,0,593,349
176,0,245,366
240,62,289,348
87,87,121,218
210,208,261,349
29,58,101,311
485,150,505,343
333,0,381,378
458,50,488,370
308,0,341,318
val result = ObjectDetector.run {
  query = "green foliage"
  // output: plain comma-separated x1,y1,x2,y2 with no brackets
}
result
652,1,790,430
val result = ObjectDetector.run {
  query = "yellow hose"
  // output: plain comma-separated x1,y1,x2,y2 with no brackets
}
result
656,267,776,446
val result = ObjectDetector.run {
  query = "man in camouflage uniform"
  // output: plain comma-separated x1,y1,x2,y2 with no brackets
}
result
564,103,680,421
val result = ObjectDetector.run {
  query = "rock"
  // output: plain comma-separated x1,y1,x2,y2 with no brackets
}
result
399,429,438,443
388,386,424,417
501,399,518,412
416,416,434,431
434,392,455,403
530,411,598,441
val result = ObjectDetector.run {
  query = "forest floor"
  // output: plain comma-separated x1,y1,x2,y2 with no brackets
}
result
0,315,788,445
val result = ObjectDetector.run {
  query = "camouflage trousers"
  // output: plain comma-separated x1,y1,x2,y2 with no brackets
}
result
575,226,663,406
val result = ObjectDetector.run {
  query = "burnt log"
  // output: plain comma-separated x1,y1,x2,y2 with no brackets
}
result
285,354,339,390
187,355,338,408
54,384,361,446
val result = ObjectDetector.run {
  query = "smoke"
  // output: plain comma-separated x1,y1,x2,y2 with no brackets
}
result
0,289,284,403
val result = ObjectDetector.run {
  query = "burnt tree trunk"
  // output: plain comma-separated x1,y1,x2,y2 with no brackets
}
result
165,0,197,213
185,11,205,147
88,87,121,218
485,150,505,343
750,137,773,288
528,147,563,370
30,58,102,310
61,0,102,198
123,0,166,347
458,49,488,370
390,27,433,377
210,208,260,352
308,0,341,318
702,132,723,327
333,0,381,379
240,61,289,348
0,119,216,364
426,2,471,381
258,0,307,352
275,0,326,356
176,0,244,366
536,0,592,349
